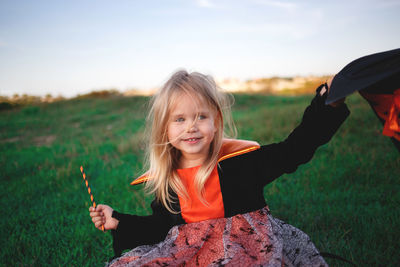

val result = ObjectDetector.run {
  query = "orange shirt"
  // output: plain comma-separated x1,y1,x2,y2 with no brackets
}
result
177,165,225,223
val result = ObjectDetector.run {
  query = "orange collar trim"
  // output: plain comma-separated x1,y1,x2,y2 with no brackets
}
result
130,176,149,185
130,139,260,185
217,145,260,162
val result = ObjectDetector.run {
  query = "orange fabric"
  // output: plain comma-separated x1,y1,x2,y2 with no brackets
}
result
130,139,260,185
383,89,400,139
130,176,148,185
218,138,260,162
177,165,224,223
360,89,400,141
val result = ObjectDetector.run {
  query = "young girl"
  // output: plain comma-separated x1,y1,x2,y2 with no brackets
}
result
89,70,349,266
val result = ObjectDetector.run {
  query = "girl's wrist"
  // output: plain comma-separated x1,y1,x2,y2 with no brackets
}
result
111,217,119,230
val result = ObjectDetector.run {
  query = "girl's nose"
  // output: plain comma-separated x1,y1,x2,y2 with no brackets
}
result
187,121,198,132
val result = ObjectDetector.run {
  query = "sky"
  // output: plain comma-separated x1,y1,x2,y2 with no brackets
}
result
0,0,399,98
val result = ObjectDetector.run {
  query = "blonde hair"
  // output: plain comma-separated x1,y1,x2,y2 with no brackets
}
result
144,69,237,213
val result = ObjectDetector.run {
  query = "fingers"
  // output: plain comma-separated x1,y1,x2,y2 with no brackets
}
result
90,212,105,230
89,206,99,212
92,215,105,229
326,75,335,91
89,206,105,228
91,215,102,224
89,209,104,220
89,206,99,214
89,211,103,217
88,204,110,231
89,204,105,213
324,75,345,106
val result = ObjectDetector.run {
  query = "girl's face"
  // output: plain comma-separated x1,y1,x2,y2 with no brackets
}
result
167,93,218,168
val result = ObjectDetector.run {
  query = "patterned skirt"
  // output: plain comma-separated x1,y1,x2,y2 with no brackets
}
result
108,206,327,267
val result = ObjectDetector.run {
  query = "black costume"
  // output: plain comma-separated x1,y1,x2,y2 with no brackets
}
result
110,85,350,262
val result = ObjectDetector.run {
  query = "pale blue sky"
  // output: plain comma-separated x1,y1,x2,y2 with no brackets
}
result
0,0,399,97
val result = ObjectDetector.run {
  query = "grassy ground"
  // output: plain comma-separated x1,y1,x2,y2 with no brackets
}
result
0,93,398,266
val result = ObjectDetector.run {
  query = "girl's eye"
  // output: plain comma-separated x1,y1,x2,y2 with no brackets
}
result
198,114,206,120
175,117,184,122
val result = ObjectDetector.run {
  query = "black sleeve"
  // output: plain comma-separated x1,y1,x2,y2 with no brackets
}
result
110,199,184,258
253,84,350,186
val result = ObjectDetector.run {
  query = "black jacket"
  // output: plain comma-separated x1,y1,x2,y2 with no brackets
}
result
111,85,350,257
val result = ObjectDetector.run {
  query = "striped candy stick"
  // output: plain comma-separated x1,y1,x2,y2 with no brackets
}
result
80,166,105,232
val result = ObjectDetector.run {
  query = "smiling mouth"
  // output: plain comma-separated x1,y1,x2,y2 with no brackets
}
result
183,137,202,142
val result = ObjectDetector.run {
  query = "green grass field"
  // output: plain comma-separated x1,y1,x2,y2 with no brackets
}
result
1,93,399,266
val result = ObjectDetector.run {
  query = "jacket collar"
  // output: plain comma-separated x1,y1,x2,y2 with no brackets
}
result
131,138,260,185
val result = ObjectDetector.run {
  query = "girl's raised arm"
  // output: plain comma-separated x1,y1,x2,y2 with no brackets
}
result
252,82,350,186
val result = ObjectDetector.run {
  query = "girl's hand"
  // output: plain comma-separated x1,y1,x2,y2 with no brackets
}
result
89,204,119,231
322,75,346,107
